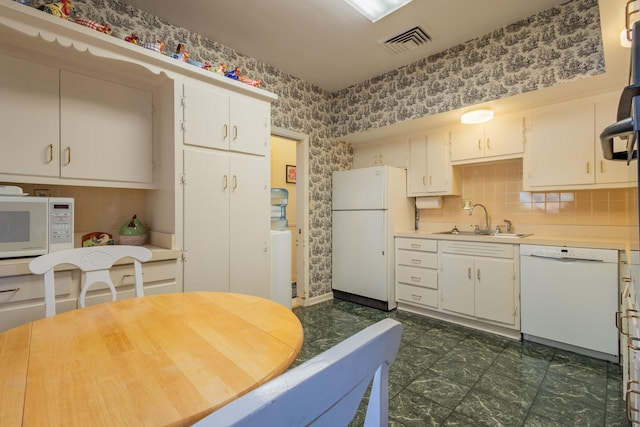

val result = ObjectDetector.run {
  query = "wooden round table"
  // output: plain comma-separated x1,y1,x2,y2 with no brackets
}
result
0,292,303,426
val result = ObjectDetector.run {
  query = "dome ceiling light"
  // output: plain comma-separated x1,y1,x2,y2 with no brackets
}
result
460,109,494,124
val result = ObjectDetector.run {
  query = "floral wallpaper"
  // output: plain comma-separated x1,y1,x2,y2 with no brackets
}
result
331,0,604,137
21,0,603,299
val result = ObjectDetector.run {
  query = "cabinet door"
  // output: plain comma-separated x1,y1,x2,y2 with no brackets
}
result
440,253,474,316
60,71,153,183
229,153,270,297
0,54,59,178
595,92,634,185
426,130,450,193
183,148,230,292
474,257,515,325
450,124,484,162
525,101,595,187
407,136,428,196
182,82,230,151
229,95,270,156
484,114,524,158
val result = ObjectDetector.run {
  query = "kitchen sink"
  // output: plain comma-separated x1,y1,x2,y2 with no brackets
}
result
433,230,532,238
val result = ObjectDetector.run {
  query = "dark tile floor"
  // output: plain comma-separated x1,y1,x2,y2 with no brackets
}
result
292,299,631,427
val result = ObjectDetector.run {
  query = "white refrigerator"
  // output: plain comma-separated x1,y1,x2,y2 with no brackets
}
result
332,166,415,311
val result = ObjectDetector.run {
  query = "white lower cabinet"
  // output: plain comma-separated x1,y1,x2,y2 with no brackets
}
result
395,238,438,309
0,258,177,332
395,237,520,336
82,259,178,307
440,249,517,326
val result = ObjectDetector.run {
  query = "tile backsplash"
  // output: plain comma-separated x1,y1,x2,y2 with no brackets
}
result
3,183,148,236
418,159,639,234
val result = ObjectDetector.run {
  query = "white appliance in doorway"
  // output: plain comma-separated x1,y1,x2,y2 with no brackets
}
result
331,166,414,311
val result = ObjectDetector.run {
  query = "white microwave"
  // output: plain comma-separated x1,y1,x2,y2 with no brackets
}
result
0,196,74,259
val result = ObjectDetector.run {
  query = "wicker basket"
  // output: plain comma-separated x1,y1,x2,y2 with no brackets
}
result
118,234,147,246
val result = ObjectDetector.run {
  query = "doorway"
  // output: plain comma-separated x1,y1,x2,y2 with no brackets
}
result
270,128,309,306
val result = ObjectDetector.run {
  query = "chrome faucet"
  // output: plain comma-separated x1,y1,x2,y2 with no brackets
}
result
503,219,512,233
468,203,490,233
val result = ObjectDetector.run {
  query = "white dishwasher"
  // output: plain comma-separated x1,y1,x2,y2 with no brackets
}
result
520,244,619,362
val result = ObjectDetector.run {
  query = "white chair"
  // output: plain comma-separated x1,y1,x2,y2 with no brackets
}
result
194,318,403,427
29,245,152,317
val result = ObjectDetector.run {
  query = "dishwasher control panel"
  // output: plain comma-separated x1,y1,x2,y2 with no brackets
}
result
520,244,618,263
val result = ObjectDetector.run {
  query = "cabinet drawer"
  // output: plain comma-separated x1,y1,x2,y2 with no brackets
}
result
397,283,438,308
396,265,437,289
397,250,437,269
396,238,437,252
0,271,72,304
84,281,177,307
88,260,177,292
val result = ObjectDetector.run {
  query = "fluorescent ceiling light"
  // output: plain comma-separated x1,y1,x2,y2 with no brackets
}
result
461,109,494,124
344,0,413,23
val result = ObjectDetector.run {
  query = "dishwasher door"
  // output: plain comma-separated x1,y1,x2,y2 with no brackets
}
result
520,248,618,361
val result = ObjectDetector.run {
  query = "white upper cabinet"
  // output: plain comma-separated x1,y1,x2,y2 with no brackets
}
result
352,140,408,169
182,82,269,156
0,54,59,178
182,83,230,151
407,130,460,197
60,71,153,184
523,91,633,190
450,113,524,163
0,54,154,187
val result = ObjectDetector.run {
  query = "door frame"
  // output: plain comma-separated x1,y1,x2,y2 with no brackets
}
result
271,127,310,305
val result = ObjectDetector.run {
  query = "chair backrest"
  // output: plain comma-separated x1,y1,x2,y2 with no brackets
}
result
29,245,152,317
194,318,403,427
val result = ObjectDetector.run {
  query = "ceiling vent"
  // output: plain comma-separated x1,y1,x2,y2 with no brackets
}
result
381,26,431,55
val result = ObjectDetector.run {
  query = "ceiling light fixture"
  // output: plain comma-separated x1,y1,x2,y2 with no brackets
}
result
460,109,494,124
343,0,413,23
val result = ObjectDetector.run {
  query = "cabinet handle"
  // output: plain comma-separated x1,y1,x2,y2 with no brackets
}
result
410,276,421,282
422,176,426,185
0,288,19,293
627,381,640,424
486,138,491,149
478,139,482,151
233,125,238,141
65,147,71,165
232,175,237,189
629,335,640,351
468,267,471,279
586,161,591,174
223,124,228,139
477,268,481,280
429,176,432,185
411,258,422,265
411,294,422,301
410,243,421,249
47,144,54,163
223,175,228,190
618,310,640,336
600,160,605,173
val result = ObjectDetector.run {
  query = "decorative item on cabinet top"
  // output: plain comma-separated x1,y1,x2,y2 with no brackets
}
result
118,215,148,246
15,0,264,87
82,232,114,247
